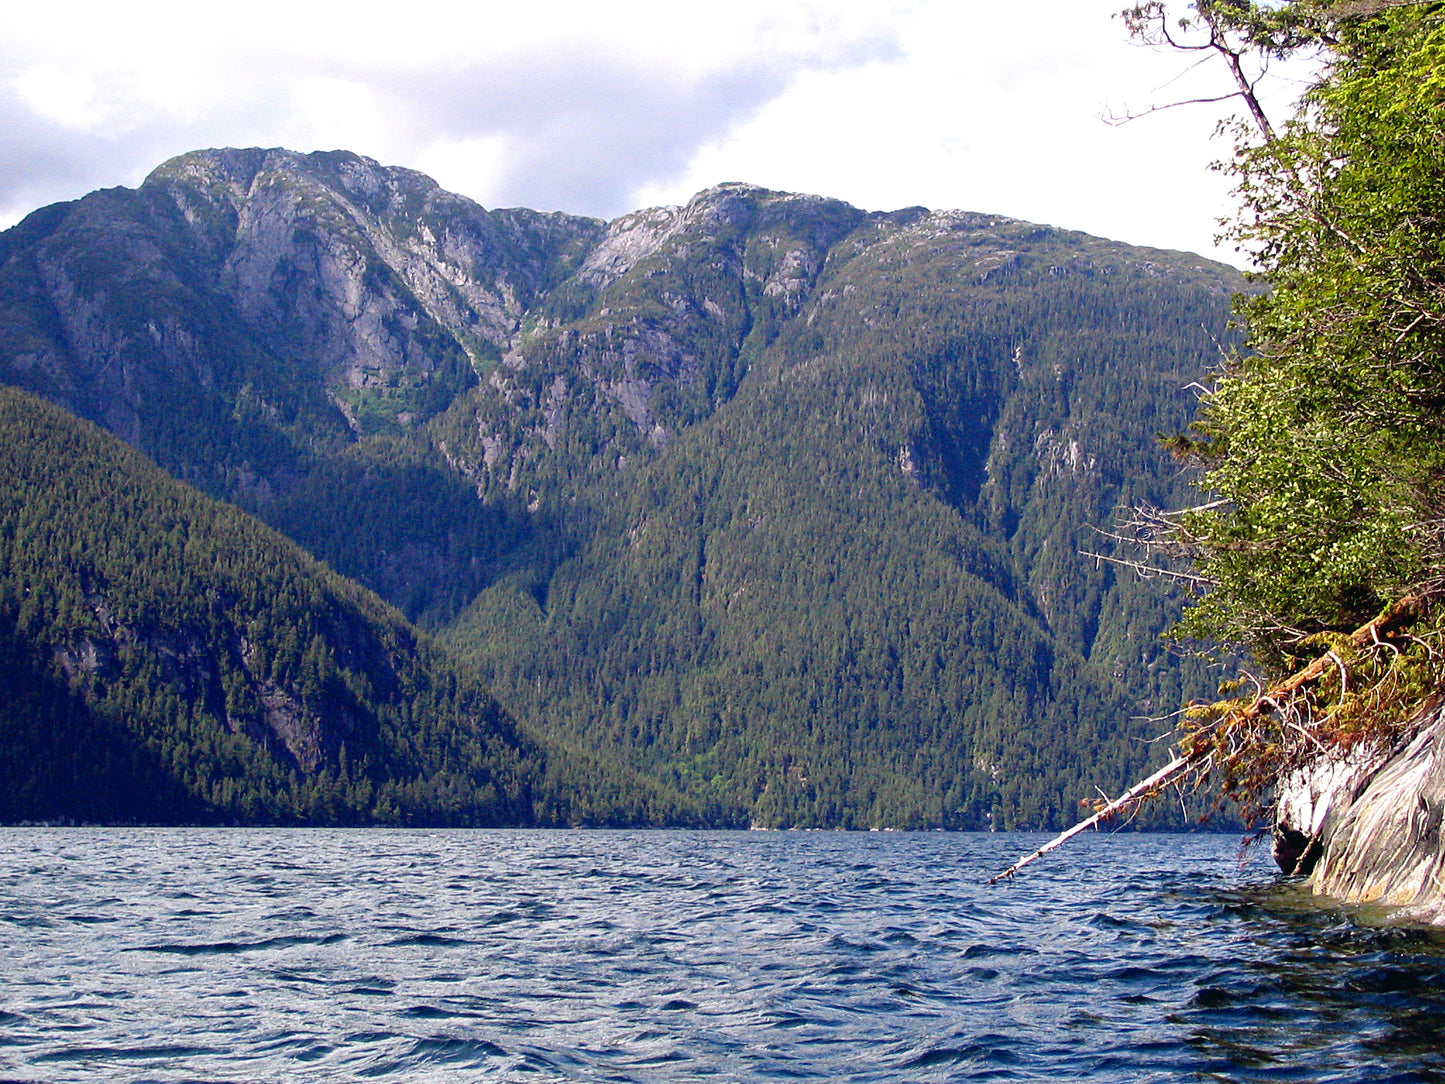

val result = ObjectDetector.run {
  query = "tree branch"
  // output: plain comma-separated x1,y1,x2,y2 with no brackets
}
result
986,595,1428,884
985,753,1195,883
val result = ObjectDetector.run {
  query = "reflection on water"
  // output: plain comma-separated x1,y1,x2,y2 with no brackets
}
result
0,828,1442,1082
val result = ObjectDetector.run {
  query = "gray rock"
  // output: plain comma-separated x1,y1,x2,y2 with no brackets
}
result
1274,700,1445,922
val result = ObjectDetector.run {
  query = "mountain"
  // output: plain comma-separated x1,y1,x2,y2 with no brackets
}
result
0,148,1248,828
0,385,707,826
0,147,605,627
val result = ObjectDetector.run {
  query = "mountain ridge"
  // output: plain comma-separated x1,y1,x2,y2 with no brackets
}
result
0,147,1246,828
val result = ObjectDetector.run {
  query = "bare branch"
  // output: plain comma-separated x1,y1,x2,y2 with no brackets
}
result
985,753,1195,884
1080,548,1216,586
1117,1,1279,141
1102,92,1255,127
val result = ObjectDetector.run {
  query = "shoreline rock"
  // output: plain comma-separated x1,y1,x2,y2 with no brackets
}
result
1273,698,1445,923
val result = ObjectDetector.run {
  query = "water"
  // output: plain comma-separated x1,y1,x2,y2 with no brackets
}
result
2,830,1444,1083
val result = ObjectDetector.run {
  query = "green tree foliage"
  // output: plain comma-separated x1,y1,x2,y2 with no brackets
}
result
1131,2,1445,811
1171,2,1445,660
0,387,705,826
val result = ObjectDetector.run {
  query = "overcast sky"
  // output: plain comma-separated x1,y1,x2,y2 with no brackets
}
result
3,0,1317,267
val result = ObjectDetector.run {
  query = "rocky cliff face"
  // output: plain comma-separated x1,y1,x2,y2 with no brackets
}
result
0,148,612,623
440,182,869,495
0,147,604,453
1274,703,1445,922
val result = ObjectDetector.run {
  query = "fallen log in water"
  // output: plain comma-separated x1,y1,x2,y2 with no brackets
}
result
987,598,1432,888
984,753,1194,884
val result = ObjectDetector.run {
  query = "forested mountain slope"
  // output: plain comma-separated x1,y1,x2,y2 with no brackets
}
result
0,386,701,826
441,200,1242,827
0,149,1247,828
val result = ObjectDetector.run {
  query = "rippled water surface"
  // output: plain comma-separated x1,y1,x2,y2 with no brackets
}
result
4,829,1445,1082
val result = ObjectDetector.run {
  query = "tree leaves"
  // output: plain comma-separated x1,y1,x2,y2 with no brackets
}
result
1171,4,1445,660
1148,2,1445,813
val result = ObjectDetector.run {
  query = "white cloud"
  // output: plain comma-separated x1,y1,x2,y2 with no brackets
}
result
633,0,1270,262
413,136,512,205
0,0,1314,265
14,66,112,130
280,77,394,158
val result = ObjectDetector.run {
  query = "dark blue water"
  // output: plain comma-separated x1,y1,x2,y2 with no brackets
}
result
1,829,1444,1082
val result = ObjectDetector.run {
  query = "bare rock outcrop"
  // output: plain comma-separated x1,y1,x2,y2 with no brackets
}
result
1273,698,1445,922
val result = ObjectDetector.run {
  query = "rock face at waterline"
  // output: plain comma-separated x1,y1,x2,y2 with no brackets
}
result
0,146,1248,828
1274,702,1445,920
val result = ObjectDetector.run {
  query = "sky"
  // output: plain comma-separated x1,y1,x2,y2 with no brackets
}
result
1,0,1318,267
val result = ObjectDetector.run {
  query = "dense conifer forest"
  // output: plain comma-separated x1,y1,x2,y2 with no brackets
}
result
0,386,708,826
0,150,1249,827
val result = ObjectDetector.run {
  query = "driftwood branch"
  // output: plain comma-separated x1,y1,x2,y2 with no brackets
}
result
984,753,1194,884
985,595,1427,884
